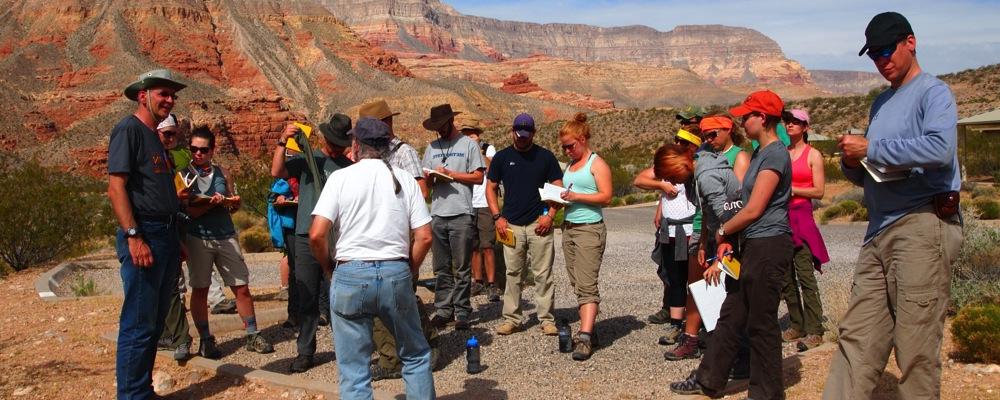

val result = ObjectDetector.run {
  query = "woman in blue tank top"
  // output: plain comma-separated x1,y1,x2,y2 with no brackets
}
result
556,113,613,361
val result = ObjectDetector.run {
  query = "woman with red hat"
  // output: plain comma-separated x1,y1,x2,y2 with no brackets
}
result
671,90,794,400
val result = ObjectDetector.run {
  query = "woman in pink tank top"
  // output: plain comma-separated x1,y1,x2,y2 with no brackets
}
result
782,109,830,351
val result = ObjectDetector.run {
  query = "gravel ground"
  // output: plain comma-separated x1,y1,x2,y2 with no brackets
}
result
74,205,867,398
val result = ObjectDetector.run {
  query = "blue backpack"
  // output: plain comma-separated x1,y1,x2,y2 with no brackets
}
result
266,179,297,249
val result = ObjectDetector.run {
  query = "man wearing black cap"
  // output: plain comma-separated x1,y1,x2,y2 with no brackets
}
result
420,104,486,330
310,117,435,399
825,12,963,399
272,115,354,372
108,69,187,399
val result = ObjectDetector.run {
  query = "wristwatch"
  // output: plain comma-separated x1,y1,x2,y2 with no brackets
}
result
717,226,726,237
492,213,502,221
125,227,141,238
277,140,287,147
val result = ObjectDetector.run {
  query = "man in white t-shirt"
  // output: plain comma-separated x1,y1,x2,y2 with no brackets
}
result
309,117,435,399
461,120,501,302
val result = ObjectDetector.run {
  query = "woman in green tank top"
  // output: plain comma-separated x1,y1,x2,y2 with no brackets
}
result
701,115,749,182
556,113,612,361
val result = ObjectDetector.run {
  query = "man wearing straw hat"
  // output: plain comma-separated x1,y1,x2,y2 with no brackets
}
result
108,69,186,399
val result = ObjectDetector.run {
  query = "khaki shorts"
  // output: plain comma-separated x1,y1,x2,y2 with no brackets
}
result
185,234,250,289
561,222,607,305
474,207,495,249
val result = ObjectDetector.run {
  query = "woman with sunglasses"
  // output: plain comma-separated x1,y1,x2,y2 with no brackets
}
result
780,109,830,351
557,113,613,361
671,90,793,399
156,114,191,170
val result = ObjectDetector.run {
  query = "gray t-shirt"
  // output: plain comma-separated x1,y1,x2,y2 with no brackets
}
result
422,134,486,217
742,140,792,239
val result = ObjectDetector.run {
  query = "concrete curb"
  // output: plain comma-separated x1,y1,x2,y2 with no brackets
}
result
35,261,80,301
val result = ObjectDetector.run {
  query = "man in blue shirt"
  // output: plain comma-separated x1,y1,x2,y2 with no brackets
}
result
825,12,964,400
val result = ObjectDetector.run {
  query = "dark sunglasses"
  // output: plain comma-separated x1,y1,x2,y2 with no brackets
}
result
561,142,577,151
190,145,212,154
866,45,896,61
703,131,719,141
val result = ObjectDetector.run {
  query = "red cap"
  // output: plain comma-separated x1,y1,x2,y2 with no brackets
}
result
729,90,784,118
699,116,734,132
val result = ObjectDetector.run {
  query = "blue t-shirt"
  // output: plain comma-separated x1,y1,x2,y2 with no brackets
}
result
842,72,960,243
487,145,562,226
742,140,791,239
106,115,179,217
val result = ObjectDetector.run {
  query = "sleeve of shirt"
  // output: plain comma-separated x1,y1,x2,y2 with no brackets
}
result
421,144,433,170
487,152,502,182
311,174,340,223
405,172,433,228
759,148,789,177
107,125,135,175
486,145,497,159
867,83,958,169
466,138,486,172
841,160,866,187
399,145,423,178
545,151,563,182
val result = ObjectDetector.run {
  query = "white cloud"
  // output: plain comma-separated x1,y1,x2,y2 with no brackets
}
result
448,0,1000,73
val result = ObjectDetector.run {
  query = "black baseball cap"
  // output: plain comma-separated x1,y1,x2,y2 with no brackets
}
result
858,12,913,57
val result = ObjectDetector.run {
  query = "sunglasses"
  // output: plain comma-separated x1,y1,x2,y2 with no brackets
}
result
866,45,896,61
560,142,577,151
160,130,177,138
190,145,212,154
703,131,719,141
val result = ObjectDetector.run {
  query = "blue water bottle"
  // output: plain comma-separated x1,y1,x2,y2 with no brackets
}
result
466,335,482,374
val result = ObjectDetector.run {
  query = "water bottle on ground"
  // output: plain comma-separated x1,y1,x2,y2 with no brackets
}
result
466,335,482,374
558,319,573,353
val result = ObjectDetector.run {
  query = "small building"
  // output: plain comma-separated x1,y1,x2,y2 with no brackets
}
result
958,109,1000,180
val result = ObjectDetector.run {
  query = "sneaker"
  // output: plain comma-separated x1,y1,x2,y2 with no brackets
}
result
157,337,173,350
275,286,289,301
173,341,191,361
669,370,710,396
664,335,702,361
796,334,824,352
647,308,670,324
471,281,484,296
198,336,222,359
658,324,683,345
540,322,559,336
429,314,451,329
782,327,803,342
487,284,501,302
282,316,298,329
210,298,237,315
495,321,520,335
454,319,471,330
245,333,274,354
289,355,314,373
318,312,330,326
370,363,403,381
571,334,593,361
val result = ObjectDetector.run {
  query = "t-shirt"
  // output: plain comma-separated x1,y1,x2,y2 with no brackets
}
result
742,140,792,239
107,115,179,216
659,183,695,237
186,165,236,240
487,145,562,226
286,150,353,235
472,144,497,208
422,134,486,217
312,159,432,261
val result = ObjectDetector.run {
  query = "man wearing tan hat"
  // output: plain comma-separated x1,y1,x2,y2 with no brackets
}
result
421,104,486,330
358,100,428,198
108,68,187,399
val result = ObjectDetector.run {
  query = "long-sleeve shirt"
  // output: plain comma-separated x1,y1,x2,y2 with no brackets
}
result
842,72,960,243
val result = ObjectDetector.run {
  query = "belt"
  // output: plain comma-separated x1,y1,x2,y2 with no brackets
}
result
563,220,603,228
135,213,177,224
336,257,408,266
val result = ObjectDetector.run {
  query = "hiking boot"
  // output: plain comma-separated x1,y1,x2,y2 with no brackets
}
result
282,316,298,329
664,335,702,361
318,313,330,326
454,319,471,330
495,321,520,335
658,324,684,345
648,308,670,324
781,327,803,342
430,347,442,371
796,334,824,352
275,286,289,301
157,337,173,350
245,333,274,354
290,355,314,373
198,336,222,360
571,334,593,361
471,281,484,296
669,370,712,396
173,341,191,361
487,284,501,302
429,314,451,329
210,298,237,315
540,322,559,336
370,363,403,381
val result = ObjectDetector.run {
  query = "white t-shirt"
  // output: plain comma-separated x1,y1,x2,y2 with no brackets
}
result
660,183,695,237
472,144,497,208
312,159,432,261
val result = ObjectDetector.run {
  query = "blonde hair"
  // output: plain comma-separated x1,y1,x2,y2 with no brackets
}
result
558,112,591,141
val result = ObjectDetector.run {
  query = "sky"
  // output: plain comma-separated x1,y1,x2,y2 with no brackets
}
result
445,0,1000,74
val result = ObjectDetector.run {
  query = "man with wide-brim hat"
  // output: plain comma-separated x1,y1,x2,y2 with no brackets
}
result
272,113,354,373
107,68,187,399
359,99,428,197
420,104,485,331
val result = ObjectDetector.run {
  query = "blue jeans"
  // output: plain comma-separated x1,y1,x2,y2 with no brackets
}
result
330,260,434,400
115,220,180,400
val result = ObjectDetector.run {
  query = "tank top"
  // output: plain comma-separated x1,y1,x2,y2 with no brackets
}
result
562,152,603,224
723,145,742,167
790,144,813,206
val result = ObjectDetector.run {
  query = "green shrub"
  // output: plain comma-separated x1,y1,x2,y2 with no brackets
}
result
238,226,272,253
971,184,997,199
624,194,639,205
850,207,869,222
820,205,844,224
70,276,99,297
642,193,659,203
231,211,261,231
610,197,625,207
230,159,273,219
832,188,864,204
824,158,846,182
993,169,1000,184
837,200,862,214
0,157,114,275
951,217,1000,312
950,303,1000,363
972,198,1000,220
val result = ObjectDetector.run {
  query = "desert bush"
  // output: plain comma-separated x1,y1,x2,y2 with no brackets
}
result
229,158,273,219
950,303,1000,363
971,198,1000,220
851,207,869,222
238,226,272,253
624,194,640,205
610,197,625,207
993,169,1000,184
642,193,659,203
971,184,997,199
70,276,99,297
832,188,865,204
820,205,844,224
837,200,862,214
823,158,847,182
951,216,1000,312
231,210,261,231
0,158,115,275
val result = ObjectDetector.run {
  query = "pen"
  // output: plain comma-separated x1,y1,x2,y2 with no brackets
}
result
704,251,733,264
565,183,573,192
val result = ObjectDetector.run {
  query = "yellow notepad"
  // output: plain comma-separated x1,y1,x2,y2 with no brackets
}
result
496,228,515,248
719,257,741,280
285,122,313,153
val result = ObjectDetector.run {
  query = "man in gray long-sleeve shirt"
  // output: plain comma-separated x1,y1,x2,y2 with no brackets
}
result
824,12,964,400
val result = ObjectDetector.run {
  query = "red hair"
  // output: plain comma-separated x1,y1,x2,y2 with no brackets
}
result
653,144,695,183
558,112,591,141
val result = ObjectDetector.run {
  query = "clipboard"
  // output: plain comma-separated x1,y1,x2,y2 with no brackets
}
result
689,279,727,331
285,122,312,153
496,228,515,248
423,167,455,182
